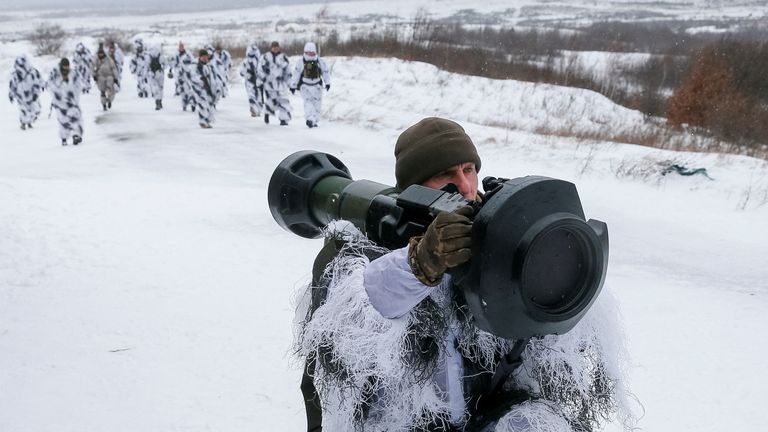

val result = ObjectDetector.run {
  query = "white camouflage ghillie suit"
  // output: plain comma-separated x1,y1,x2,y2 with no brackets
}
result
109,43,124,93
186,51,220,128
147,47,168,110
290,42,331,128
169,43,195,111
258,42,292,125
129,38,151,98
204,45,225,103
72,42,93,94
238,42,263,117
47,58,84,145
297,224,638,432
8,55,43,130
92,47,119,110
214,46,232,98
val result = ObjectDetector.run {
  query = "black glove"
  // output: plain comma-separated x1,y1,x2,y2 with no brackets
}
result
290,88,296,94
32,94,37,102
168,72,173,79
325,84,330,91
408,205,473,286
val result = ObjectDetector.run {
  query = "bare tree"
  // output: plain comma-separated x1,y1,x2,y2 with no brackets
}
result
29,23,67,56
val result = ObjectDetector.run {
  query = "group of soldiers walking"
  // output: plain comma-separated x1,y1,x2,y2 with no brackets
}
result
7,38,332,145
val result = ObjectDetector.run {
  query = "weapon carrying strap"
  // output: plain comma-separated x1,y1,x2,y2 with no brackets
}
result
489,337,529,395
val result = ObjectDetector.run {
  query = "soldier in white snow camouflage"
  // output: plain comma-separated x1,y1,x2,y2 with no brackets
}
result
129,38,151,98
258,41,292,126
239,42,263,118
73,42,93,94
47,58,84,146
290,42,331,128
169,42,196,112
8,55,44,130
147,46,168,110
213,44,232,99
109,42,124,93
204,44,225,104
187,49,219,128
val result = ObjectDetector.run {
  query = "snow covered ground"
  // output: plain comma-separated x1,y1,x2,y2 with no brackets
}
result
2,4,768,432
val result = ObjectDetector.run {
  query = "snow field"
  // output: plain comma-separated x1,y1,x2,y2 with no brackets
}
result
2,21,768,432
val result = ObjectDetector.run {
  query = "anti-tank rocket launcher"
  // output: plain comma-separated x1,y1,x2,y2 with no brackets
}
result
268,150,609,340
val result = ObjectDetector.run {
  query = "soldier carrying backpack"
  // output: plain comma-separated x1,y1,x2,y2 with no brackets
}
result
290,42,331,128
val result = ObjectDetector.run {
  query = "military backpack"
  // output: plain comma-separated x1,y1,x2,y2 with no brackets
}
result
303,59,321,80
150,55,162,73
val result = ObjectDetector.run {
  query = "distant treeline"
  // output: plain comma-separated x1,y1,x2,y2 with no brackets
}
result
306,20,768,157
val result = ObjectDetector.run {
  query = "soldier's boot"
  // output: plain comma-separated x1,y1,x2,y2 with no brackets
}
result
20,122,26,130
103,103,107,111
61,139,68,146
280,120,288,126
155,100,161,110
264,114,269,124
73,135,82,145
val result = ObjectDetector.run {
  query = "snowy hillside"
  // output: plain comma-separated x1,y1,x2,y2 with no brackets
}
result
2,4,768,432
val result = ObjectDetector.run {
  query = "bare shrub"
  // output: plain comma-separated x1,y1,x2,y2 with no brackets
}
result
29,22,67,56
613,157,667,181
668,40,768,155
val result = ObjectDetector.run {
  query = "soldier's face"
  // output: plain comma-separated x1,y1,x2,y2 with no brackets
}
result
199,55,209,64
271,46,279,53
421,162,479,201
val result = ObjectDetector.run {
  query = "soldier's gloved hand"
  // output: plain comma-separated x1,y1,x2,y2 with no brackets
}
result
9,96,13,103
32,94,37,102
325,84,330,91
408,205,474,286
290,88,296,94
168,72,173,79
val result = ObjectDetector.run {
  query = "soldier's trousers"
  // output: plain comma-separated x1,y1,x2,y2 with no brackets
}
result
196,98,216,127
264,87,291,122
16,99,41,124
56,104,83,140
244,82,263,115
150,71,164,101
300,84,323,125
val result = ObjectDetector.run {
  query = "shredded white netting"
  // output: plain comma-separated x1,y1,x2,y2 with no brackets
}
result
294,223,637,432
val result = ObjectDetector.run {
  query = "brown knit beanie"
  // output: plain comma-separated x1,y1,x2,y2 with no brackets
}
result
394,117,481,190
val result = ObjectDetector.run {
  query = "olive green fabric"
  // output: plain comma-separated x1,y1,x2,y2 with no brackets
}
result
394,117,481,190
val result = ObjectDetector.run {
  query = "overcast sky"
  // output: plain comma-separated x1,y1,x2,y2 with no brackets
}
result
0,0,340,12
